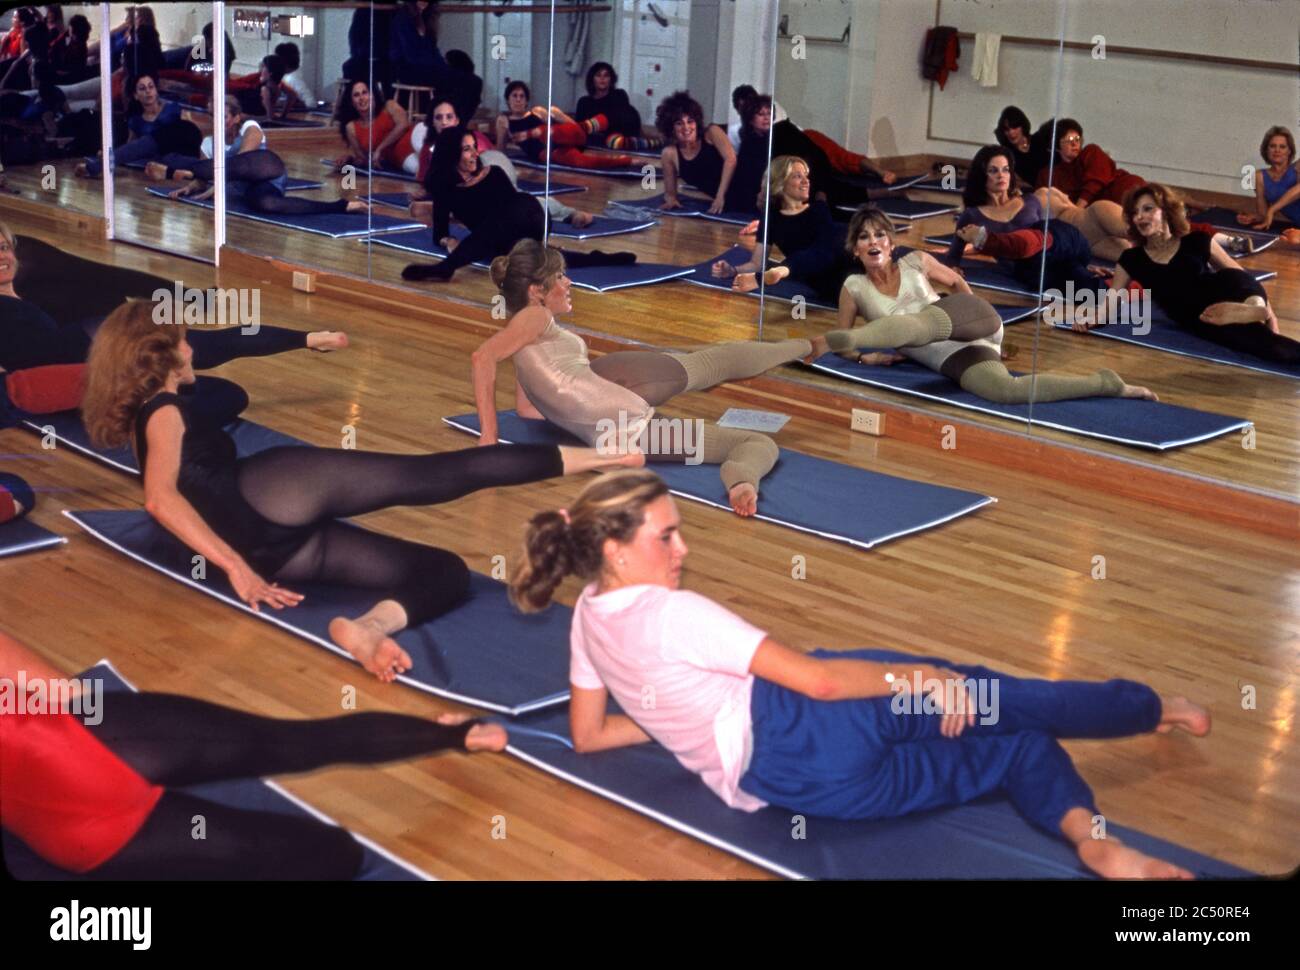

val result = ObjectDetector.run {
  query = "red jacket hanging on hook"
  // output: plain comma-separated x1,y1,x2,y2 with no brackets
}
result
922,27,961,89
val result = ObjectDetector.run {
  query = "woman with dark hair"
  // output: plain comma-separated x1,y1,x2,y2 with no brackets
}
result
656,90,740,214
574,62,659,152
273,42,313,116
993,106,1053,187
812,206,1154,403
1242,126,1300,230
1078,183,1298,364
332,79,415,172
51,11,89,82
404,126,544,282
80,301,636,680
945,145,1101,295
1035,118,1144,210
0,629,508,880
226,54,286,119
494,79,633,170
441,49,482,125
510,469,1208,880
75,72,200,178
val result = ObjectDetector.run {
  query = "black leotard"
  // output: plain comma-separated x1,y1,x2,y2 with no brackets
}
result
0,295,89,370
755,201,854,299
1117,231,1297,363
575,89,642,136
431,164,535,243
134,392,311,574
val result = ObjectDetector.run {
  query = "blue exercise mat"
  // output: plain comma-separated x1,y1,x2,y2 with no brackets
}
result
835,171,931,193
840,197,958,220
145,186,424,238
444,411,994,550
509,154,654,179
635,193,758,226
66,509,574,715
365,180,586,210
910,174,968,194
1052,313,1300,380
0,518,66,558
1191,206,1287,240
0,661,429,881
124,159,323,191
548,214,657,239
504,703,1253,880
368,230,693,291
808,354,1252,450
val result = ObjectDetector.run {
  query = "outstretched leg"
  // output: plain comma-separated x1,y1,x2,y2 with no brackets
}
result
815,293,1001,356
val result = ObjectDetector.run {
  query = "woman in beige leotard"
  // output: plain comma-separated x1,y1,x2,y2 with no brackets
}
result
470,239,813,517
807,207,1156,404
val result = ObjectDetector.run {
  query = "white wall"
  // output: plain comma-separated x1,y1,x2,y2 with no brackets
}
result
773,0,854,139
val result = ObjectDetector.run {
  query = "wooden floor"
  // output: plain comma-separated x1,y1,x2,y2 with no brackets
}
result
2,151,1298,879
11,123,1299,499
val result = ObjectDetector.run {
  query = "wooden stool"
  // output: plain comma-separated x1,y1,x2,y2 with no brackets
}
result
392,83,435,117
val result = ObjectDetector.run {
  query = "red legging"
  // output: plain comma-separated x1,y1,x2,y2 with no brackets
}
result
804,129,869,176
528,117,633,170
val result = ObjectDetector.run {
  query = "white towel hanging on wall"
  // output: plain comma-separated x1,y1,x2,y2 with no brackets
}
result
972,32,1001,87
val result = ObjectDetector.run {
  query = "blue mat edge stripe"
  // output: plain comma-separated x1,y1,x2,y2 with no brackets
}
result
83,658,433,881
503,743,805,879
63,510,568,716
808,359,1253,450
1050,321,1300,379
0,522,67,557
440,416,996,551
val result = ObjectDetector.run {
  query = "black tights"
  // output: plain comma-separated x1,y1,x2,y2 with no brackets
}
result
82,692,473,880
236,443,566,623
170,149,352,216
404,195,545,281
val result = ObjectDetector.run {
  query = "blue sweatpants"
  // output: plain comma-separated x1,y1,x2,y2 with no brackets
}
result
738,648,1161,837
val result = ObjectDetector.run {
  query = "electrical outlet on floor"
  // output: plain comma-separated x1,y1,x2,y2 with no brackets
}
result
292,271,316,294
851,408,885,436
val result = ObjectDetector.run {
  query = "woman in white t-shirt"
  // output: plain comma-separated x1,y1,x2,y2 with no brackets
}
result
510,469,1211,880
806,206,1156,404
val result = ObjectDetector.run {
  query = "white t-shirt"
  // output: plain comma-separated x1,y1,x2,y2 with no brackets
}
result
570,583,768,811
201,119,266,159
281,69,315,108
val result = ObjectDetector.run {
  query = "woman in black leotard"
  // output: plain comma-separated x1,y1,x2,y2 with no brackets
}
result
402,125,545,282
1080,183,1297,364
80,301,637,681
1,631,507,881
573,62,659,152
712,156,857,301
655,90,740,215
401,126,634,283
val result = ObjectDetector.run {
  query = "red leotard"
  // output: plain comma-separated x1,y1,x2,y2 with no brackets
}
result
353,108,415,170
0,706,163,873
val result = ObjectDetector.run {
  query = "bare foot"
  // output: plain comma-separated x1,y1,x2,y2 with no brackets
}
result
1077,838,1195,880
732,272,759,294
728,482,758,517
436,712,509,751
570,210,594,228
1120,382,1158,402
345,200,370,214
307,331,349,352
410,200,433,223
1155,696,1211,736
328,616,412,683
1199,302,1269,325
143,160,170,182
804,334,830,363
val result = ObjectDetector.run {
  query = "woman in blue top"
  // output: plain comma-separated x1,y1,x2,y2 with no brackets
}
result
1241,127,1300,230
76,71,200,177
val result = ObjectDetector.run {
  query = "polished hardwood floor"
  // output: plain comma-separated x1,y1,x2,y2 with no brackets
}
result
1,142,1297,879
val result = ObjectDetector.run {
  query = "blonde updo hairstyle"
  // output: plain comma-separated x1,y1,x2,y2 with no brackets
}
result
509,470,670,613
490,238,568,315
